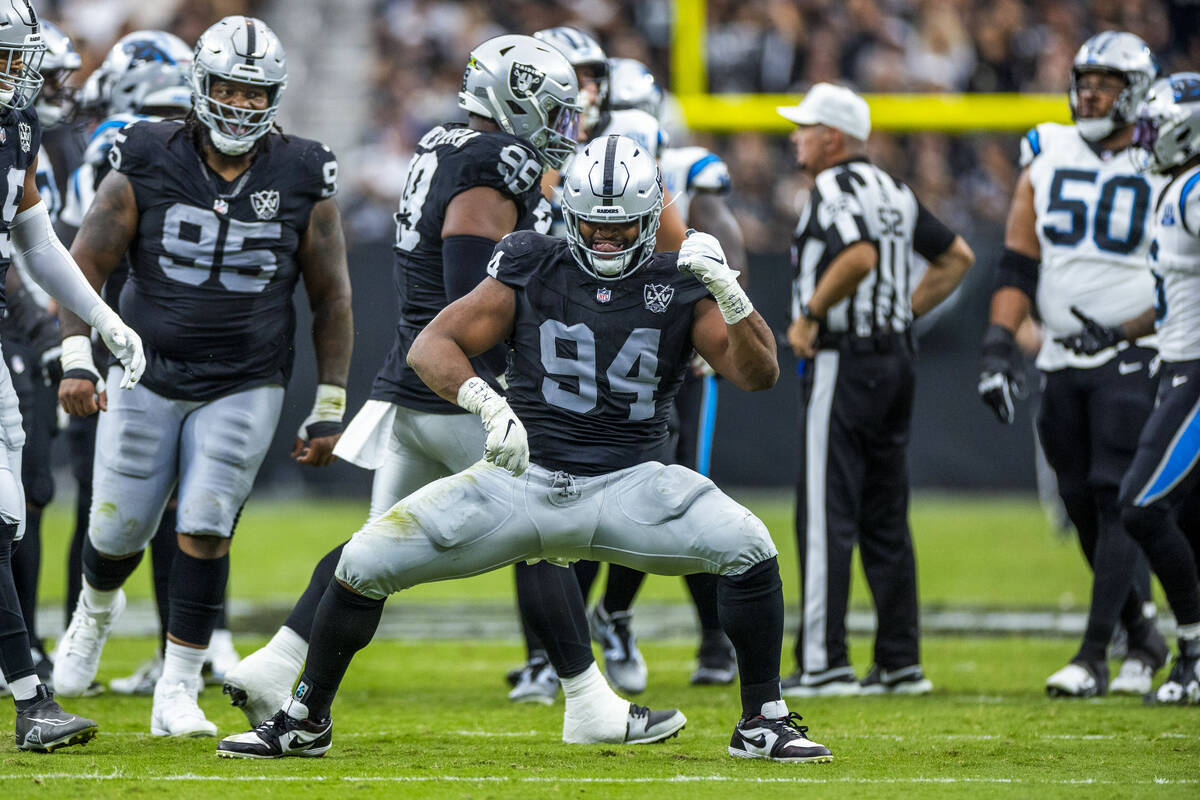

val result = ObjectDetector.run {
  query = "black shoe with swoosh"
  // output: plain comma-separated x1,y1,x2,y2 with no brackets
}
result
728,712,833,763
15,685,99,752
217,709,333,758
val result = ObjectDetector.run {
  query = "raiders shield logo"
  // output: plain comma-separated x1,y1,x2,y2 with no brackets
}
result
251,189,280,220
509,63,545,98
643,283,674,313
17,122,30,153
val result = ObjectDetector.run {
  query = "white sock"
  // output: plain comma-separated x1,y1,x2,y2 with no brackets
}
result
284,695,309,721
560,663,629,742
268,626,309,672
759,699,789,720
10,675,39,702
161,640,208,685
560,662,612,701
80,581,119,611
1179,622,1200,641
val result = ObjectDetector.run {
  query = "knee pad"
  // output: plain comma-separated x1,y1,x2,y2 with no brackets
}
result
334,533,392,600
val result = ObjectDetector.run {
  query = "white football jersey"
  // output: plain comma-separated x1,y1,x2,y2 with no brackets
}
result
1149,163,1200,362
1023,123,1163,370
660,146,730,223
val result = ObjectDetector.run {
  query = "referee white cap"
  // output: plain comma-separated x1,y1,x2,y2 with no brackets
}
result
777,83,871,140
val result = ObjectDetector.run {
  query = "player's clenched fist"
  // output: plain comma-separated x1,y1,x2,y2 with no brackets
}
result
457,376,529,476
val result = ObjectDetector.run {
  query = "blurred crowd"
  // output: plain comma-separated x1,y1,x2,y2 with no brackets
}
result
35,0,1200,255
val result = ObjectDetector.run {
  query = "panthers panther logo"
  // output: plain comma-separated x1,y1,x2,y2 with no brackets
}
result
509,63,545,98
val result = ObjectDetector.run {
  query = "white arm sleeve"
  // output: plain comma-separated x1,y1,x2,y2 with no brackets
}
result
10,200,106,326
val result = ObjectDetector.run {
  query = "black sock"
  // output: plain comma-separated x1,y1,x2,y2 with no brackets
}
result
514,565,546,658
685,572,722,632
167,549,229,646
82,536,142,591
0,524,35,682
11,507,40,648
293,579,384,720
66,488,89,626
573,559,600,602
719,557,784,718
149,506,177,650
1123,504,1200,626
517,560,593,679
1076,497,1143,664
284,543,347,642
600,565,646,614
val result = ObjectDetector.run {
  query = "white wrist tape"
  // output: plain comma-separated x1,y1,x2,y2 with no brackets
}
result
60,334,100,382
297,383,347,441
457,376,506,421
11,201,105,323
709,278,754,325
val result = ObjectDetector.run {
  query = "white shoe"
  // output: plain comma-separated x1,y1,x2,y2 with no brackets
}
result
223,643,301,727
204,629,240,684
563,698,685,744
151,677,217,737
110,653,163,695
1045,661,1107,698
1110,657,1155,696
52,590,126,697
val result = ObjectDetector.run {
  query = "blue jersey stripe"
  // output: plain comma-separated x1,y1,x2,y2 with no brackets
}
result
1025,128,1040,157
1135,393,1200,506
686,153,722,190
696,374,718,476
1179,171,1200,236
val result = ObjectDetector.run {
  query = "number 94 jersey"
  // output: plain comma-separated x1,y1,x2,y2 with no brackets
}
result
489,231,709,476
1023,122,1163,370
111,120,338,400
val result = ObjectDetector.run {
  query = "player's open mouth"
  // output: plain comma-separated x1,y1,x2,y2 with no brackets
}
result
592,239,627,256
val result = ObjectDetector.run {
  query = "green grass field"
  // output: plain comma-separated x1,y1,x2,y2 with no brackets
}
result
3,493,1195,798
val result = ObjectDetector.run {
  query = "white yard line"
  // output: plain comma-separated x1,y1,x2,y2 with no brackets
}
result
94,730,1197,741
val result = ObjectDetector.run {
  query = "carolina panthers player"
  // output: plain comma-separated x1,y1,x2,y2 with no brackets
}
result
978,31,1169,698
218,135,833,764
0,0,145,751
3,17,83,687
1061,73,1200,704
520,27,688,697
220,35,646,730
50,16,353,740
607,55,746,686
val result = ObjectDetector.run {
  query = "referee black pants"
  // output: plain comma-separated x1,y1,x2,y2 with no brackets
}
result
793,343,919,675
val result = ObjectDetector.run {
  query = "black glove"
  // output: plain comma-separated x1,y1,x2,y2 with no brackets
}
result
978,323,1025,425
1054,306,1125,356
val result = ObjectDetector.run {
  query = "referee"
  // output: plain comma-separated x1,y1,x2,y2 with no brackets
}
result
777,84,974,697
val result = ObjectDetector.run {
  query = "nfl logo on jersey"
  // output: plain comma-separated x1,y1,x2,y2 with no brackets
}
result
643,283,674,313
596,287,611,303
251,189,280,220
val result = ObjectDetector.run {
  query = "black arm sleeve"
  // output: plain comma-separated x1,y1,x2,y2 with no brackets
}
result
912,201,957,261
442,234,500,303
993,247,1040,300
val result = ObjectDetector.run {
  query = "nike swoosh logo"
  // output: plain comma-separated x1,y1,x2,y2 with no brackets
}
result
702,255,725,264
1118,362,1142,374
504,419,518,440
739,731,768,748
1173,375,1188,387
27,717,71,726
281,727,328,751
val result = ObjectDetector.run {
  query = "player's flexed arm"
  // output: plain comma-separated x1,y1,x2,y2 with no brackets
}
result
291,197,354,466
37,165,144,416
408,276,527,474
677,231,778,391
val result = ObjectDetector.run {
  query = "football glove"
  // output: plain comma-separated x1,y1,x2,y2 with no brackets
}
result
676,229,753,324
457,376,529,476
89,305,145,389
1054,306,1125,356
978,323,1025,425
297,383,347,442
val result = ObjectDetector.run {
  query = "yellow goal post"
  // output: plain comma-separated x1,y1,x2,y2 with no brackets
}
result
670,0,1072,133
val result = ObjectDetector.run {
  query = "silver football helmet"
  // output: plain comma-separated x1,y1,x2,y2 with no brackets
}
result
533,26,607,131
458,34,580,170
192,16,286,155
1132,73,1200,173
0,0,44,113
607,57,662,118
80,30,192,118
561,134,663,280
35,20,80,127
1069,31,1157,141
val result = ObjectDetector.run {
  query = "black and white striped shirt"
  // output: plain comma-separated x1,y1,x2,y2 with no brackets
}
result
791,156,955,336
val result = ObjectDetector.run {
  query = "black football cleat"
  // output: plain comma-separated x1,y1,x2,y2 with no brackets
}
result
729,711,833,763
217,709,332,758
15,685,99,752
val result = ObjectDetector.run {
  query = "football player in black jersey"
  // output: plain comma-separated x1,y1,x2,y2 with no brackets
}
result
218,136,833,764
51,16,353,739
0,0,147,751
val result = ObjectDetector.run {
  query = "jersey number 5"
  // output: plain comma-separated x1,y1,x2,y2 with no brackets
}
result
539,319,661,421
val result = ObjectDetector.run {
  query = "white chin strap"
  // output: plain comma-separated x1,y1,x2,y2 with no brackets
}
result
209,128,256,156
1077,116,1116,142
0,86,14,105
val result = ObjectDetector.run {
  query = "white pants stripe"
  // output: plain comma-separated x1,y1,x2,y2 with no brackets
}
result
803,350,838,674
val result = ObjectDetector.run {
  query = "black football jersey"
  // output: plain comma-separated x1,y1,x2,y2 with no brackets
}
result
0,106,42,312
489,231,710,475
369,124,552,413
111,120,337,400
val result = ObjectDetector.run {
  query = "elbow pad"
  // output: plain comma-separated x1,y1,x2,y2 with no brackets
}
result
993,248,1039,300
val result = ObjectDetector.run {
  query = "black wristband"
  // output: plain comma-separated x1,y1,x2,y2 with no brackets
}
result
994,248,1039,299
800,302,824,323
62,368,99,383
304,420,344,441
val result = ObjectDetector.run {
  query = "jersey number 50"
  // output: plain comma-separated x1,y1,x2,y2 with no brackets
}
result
1042,169,1150,255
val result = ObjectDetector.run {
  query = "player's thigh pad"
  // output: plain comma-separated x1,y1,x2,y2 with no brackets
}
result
367,408,486,521
90,369,184,555
176,385,284,537
338,461,535,598
600,462,777,576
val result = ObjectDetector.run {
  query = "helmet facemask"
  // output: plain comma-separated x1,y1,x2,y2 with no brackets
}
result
1070,67,1140,141
1131,74,1200,174
0,38,45,113
193,68,282,154
1068,32,1157,143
